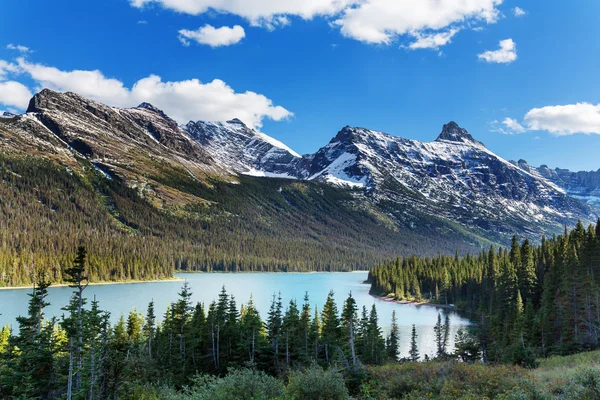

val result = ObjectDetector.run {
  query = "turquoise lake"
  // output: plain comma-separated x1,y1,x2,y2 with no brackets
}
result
0,272,470,358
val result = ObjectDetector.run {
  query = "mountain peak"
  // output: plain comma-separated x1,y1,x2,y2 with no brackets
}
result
226,118,247,127
436,121,484,146
137,102,162,112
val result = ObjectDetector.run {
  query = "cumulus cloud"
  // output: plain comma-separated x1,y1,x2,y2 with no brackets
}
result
130,75,292,128
178,25,245,47
17,58,131,107
131,0,502,48
6,44,31,53
513,7,526,17
0,81,33,109
494,103,600,136
407,28,460,50
477,38,517,64
131,0,353,26
1,58,292,128
524,103,600,136
335,0,501,44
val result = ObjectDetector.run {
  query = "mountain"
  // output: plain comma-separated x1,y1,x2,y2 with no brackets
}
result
185,118,305,178
190,118,594,242
536,165,600,207
0,89,597,286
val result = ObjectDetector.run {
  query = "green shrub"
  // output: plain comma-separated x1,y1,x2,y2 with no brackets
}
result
561,367,600,399
286,365,349,400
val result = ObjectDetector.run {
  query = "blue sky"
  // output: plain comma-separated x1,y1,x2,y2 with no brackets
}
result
1,0,600,171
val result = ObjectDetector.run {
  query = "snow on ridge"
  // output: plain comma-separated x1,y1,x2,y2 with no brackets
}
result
255,131,301,158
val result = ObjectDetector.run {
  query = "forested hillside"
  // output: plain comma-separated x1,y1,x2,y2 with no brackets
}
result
369,220,600,364
0,154,482,286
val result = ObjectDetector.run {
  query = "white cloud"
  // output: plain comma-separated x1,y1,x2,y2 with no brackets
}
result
0,60,21,80
130,75,292,128
335,0,501,44
130,0,353,26
6,44,31,53
17,58,131,107
477,38,517,64
131,0,502,47
524,103,600,136
502,117,527,133
0,81,33,109
513,7,526,17
407,28,460,50
4,58,292,128
495,103,600,136
178,25,245,47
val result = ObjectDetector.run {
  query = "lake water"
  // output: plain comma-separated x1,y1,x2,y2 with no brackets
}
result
0,272,470,358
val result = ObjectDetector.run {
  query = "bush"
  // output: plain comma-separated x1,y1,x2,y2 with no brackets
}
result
562,367,600,399
151,368,285,400
363,362,532,399
286,365,349,400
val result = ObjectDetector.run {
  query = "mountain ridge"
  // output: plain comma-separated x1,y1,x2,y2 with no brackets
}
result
1,89,598,252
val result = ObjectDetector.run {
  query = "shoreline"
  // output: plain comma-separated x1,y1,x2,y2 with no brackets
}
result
0,277,184,291
374,294,456,310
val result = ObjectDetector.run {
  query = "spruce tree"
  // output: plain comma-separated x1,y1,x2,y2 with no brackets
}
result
341,292,359,367
386,310,400,362
409,324,420,362
321,291,341,363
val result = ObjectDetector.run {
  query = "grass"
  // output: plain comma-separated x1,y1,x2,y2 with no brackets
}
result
532,350,600,397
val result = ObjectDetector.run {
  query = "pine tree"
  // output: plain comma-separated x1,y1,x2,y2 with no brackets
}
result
62,246,89,399
143,300,156,358
341,292,359,367
367,304,386,364
454,328,480,363
321,291,341,363
267,292,283,360
434,313,445,359
299,292,312,359
386,310,400,362
409,324,420,362
443,314,451,356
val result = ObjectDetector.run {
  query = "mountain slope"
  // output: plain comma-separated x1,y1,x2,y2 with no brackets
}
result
0,89,596,286
537,164,600,207
185,118,305,178
0,90,494,286
191,119,594,242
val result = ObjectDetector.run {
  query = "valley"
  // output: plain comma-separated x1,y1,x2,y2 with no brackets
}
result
1,89,599,286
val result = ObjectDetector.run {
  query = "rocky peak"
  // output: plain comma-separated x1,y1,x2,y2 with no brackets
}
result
436,121,484,146
226,118,247,127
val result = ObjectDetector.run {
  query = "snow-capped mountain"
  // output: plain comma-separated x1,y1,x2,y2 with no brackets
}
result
0,89,596,246
0,111,17,118
301,122,594,240
189,119,595,241
0,89,222,207
185,118,305,178
536,165,600,207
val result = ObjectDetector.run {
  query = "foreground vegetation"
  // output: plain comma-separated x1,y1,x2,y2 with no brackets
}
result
370,220,600,366
2,244,600,399
99,352,600,399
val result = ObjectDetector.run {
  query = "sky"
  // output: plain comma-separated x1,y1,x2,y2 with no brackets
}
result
1,0,600,171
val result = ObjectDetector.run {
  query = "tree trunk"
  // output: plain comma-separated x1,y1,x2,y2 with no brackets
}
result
349,320,357,368
286,330,290,365
251,327,255,362
67,337,74,400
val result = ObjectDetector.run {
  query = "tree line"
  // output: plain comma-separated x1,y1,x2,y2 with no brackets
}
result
369,220,600,365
